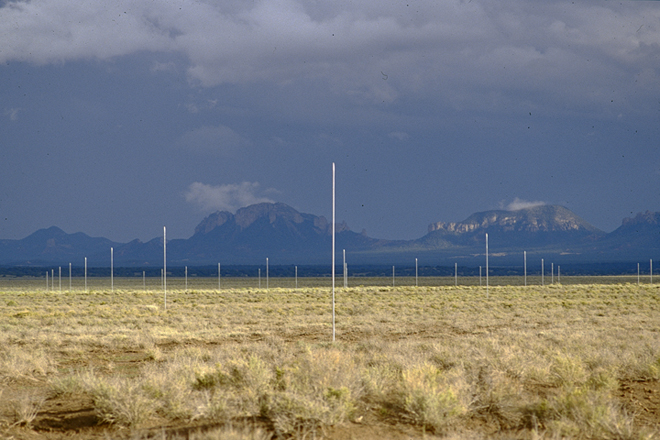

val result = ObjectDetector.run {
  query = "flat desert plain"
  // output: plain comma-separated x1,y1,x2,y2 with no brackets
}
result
1,278,659,439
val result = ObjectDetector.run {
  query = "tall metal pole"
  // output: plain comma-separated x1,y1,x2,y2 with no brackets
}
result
486,233,489,298
266,258,269,290
258,268,261,289
651,259,653,285
164,226,167,310
332,163,336,342
69,263,71,292
541,259,544,286
84,257,87,292
59,266,61,293
218,263,221,290
295,266,298,289
454,263,457,287
524,251,527,286
111,247,114,292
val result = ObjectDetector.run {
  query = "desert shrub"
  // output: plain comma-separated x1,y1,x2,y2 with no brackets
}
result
80,374,155,426
396,362,467,433
258,347,361,435
550,354,589,387
523,386,648,440
0,346,57,380
9,393,45,427
468,366,524,428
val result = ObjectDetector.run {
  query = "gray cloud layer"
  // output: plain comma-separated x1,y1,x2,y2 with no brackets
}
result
2,0,658,116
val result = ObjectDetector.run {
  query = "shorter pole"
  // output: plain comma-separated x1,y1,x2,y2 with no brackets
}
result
551,263,554,284
343,249,346,288
415,258,418,287
164,226,167,310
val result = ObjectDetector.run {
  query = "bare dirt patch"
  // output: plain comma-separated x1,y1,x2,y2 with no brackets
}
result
618,379,660,428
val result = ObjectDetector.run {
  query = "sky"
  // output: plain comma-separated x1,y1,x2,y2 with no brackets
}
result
1,0,659,243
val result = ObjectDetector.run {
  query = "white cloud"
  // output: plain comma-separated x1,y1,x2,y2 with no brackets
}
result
504,197,547,211
184,182,277,213
388,131,409,141
4,108,21,121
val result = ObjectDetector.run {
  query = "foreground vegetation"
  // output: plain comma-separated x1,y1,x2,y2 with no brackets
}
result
1,280,659,439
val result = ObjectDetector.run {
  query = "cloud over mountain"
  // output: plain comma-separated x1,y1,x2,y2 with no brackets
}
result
184,182,276,213
504,198,547,211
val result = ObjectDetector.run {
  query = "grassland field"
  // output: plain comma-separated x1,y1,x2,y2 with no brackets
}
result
1,277,659,439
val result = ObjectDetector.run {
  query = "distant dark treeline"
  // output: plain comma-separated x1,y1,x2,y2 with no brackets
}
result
0,262,651,278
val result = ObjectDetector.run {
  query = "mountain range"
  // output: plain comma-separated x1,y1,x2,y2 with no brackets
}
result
0,203,658,267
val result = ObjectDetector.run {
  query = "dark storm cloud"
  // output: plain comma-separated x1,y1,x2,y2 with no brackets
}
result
2,0,658,116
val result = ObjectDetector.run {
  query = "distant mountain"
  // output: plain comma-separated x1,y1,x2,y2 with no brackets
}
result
595,211,660,260
421,205,605,250
0,226,120,265
109,202,385,265
0,203,658,267
344,205,610,264
180,202,345,264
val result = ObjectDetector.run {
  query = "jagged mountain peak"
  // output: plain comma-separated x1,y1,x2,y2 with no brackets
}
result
235,202,310,229
194,211,234,235
193,202,347,236
621,210,660,227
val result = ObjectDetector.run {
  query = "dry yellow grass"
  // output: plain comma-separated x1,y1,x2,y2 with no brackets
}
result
0,280,659,439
